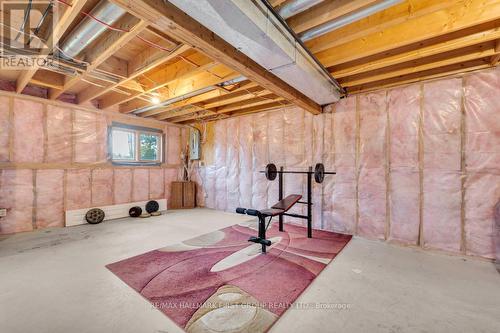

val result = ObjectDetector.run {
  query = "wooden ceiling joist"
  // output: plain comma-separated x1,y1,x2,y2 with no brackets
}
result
109,0,322,114
49,16,148,100
347,57,492,94
100,52,219,110
77,44,190,104
118,65,239,113
331,21,500,78
339,41,498,88
315,0,500,68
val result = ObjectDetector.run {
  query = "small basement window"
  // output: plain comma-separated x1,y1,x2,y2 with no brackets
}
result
110,123,163,165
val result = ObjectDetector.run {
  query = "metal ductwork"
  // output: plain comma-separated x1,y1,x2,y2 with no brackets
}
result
277,0,324,20
58,0,127,59
167,0,342,105
300,0,404,41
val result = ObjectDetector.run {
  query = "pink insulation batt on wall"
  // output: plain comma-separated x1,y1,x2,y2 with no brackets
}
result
36,169,64,229
388,85,421,245
46,106,72,163
422,78,462,253
114,169,133,204
66,169,92,210
357,91,388,240
283,107,306,226
332,97,357,234
133,169,150,202
13,99,44,163
0,169,34,234
0,96,11,162
214,120,228,211
464,68,500,259
251,112,269,210
91,169,114,207
226,117,241,211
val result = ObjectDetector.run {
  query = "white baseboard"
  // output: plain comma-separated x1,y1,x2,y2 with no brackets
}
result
65,199,167,227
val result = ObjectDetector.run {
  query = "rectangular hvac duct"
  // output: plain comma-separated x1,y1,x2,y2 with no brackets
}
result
167,0,342,105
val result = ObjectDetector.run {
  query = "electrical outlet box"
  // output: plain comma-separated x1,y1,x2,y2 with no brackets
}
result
0,208,7,217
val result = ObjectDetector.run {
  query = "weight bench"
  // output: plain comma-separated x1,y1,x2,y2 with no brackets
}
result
236,194,302,253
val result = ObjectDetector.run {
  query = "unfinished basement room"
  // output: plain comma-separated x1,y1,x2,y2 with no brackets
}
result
0,0,499,332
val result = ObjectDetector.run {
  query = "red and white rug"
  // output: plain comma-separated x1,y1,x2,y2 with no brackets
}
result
107,221,352,332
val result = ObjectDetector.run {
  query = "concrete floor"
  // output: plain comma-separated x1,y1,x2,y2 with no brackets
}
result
0,208,499,333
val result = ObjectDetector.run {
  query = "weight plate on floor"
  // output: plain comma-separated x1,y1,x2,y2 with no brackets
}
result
265,163,277,181
129,206,142,217
145,200,159,213
85,208,105,224
314,163,325,183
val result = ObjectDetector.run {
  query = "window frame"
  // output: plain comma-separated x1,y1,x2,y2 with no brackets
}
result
110,123,164,166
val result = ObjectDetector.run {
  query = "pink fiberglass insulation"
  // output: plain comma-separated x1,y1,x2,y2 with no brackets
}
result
464,173,499,258
46,106,72,163
311,114,324,229
388,85,421,244
358,92,387,240
464,68,500,258
322,112,335,231
331,97,357,234
203,165,216,209
66,169,91,210
167,126,181,165
73,111,98,164
133,169,149,202
96,113,108,163
164,168,178,204
422,78,462,252
192,163,205,207
267,110,284,208
464,69,500,173
13,99,44,163
35,169,64,228
226,117,240,211
0,169,34,234
214,120,227,211
251,112,269,209
238,115,253,208
91,169,113,206
283,107,306,225
181,127,189,153
149,169,165,200
114,169,132,204
0,96,10,161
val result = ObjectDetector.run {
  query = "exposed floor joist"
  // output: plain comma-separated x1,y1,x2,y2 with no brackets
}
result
109,0,322,115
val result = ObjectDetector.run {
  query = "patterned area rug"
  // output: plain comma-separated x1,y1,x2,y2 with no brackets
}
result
106,221,352,332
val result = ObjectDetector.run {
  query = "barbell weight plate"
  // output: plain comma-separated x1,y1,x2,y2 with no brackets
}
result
145,200,159,213
85,208,105,224
265,163,277,181
129,206,142,217
314,163,325,183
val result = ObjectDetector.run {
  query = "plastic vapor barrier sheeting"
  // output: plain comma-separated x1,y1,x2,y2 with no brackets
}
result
200,67,500,259
388,85,421,244
464,69,500,259
0,95,184,235
422,79,462,253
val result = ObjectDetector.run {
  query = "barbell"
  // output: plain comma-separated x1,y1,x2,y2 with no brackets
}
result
262,163,335,184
